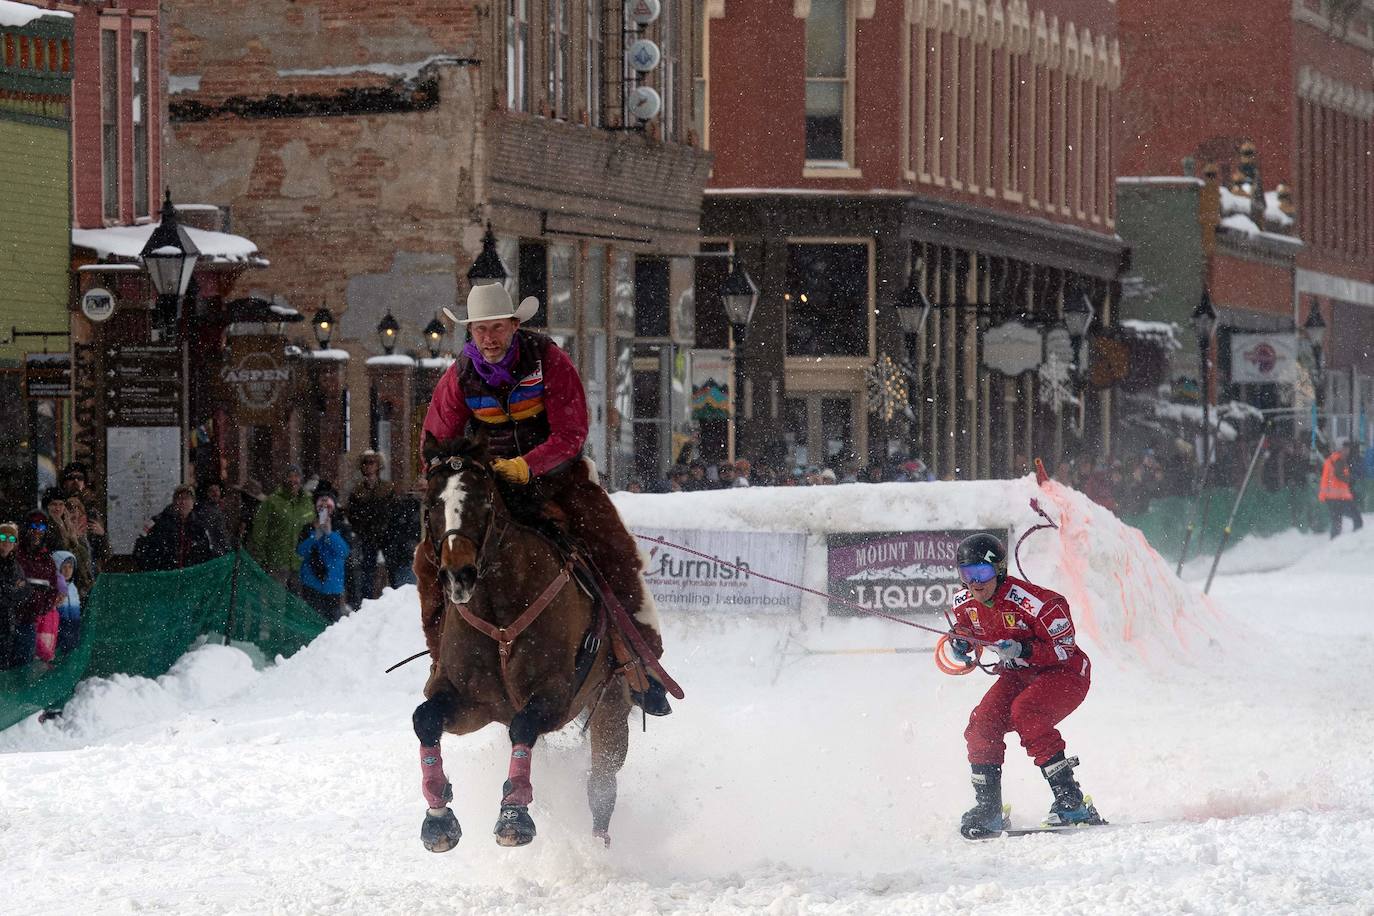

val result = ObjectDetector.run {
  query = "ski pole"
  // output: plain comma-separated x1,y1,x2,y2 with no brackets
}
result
1203,430,1268,594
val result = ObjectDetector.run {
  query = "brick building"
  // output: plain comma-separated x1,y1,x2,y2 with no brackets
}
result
698,0,1126,481
165,0,711,492
1117,0,1374,446
0,1,72,519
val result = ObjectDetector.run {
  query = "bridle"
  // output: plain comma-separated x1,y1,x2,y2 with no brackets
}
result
424,454,509,572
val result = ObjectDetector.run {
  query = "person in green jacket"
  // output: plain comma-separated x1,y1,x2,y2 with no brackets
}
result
249,465,316,593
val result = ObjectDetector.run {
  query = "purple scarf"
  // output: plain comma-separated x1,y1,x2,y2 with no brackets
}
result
463,334,520,388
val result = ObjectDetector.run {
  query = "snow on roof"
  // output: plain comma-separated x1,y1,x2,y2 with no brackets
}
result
1218,214,1304,249
365,354,417,367
269,304,299,318
277,54,463,82
1220,184,1296,229
1120,319,1183,351
1141,398,1239,441
71,223,264,266
0,0,72,27
418,357,455,370
1116,176,1205,186
302,348,351,362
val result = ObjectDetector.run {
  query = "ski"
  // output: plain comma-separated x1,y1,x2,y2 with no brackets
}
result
961,801,1109,840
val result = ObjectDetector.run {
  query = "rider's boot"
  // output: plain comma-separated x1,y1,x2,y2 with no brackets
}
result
959,763,1006,839
631,675,672,717
1040,752,1104,826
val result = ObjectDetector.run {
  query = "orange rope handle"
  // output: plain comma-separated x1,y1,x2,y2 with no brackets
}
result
934,634,977,676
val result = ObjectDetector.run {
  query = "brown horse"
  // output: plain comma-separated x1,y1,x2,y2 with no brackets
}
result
412,433,632,852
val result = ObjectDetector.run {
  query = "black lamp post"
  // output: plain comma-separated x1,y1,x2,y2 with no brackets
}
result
1192,288,1219,467
894,260,933,447
1063,293,1094,386
423,314,447,359
376,310,400,356
467,223,509,287
139,190,200,337
312,302,335,350
1303,298,1327,413
719,257,758,338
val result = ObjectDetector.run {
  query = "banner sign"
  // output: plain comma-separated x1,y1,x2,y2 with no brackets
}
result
826,529,991,616
23,352,71,398
690,348,733,422
638,527,806,615
218,335,292,425
106,426,183,555
1229,332,1298,384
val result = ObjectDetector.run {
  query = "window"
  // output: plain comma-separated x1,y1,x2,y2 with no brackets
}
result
785,243,869,357
100,28,119,221
132,30,150,219
660,1,679,140
517,240,548,327
634,257,670,338
547,0,570,118
693,1,708,146
587,0,603,125
805,0,850,163
507,0,530,112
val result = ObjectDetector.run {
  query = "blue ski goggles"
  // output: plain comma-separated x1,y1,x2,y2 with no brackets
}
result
957,562,998,585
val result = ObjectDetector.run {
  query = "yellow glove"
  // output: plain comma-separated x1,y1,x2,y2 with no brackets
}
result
491,456,531,485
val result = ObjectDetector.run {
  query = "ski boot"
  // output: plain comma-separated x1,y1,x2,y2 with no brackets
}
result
1040,752,1104,826
631,675,673,717
959,763,1007,839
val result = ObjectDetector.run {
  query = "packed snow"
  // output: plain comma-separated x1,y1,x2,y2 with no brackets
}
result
5,479,1374,915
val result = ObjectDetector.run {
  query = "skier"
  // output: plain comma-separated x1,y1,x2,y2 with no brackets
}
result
946,532,1102,838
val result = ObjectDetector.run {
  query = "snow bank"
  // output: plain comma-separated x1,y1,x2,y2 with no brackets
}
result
613,476,1222,666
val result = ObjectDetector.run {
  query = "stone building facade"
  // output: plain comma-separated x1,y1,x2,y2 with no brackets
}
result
166,0,711,492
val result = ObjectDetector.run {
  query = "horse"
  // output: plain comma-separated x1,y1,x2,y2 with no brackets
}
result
411,432,633,851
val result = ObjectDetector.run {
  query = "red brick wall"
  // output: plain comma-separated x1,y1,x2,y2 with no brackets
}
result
707,0,1119,235
1117,0,1293,181
1212,250,1292,320
30,0,162,229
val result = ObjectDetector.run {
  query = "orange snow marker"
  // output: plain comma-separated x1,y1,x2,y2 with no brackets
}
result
1035,457,1050,485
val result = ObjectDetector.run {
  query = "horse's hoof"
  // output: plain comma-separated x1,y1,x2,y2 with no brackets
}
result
493,804,536,847
593,828,611,848
422,807,462,853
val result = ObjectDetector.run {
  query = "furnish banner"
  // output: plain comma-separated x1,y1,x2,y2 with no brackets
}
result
638,527,806,615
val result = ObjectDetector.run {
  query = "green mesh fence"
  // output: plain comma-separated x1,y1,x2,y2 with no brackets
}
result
1121,483,1326,565
1,550,326,732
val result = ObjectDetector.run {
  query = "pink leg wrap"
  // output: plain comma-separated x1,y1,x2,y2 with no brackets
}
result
501,743,534,806
420,744,450,810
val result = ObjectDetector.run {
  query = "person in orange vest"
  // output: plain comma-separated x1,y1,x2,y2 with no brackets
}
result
1319,440,1363,539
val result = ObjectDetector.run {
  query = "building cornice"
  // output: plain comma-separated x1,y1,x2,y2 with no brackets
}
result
1298,65,1374,119
1292,0,1374,52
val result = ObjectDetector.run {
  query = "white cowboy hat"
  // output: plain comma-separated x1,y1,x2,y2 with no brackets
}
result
442,284,539,325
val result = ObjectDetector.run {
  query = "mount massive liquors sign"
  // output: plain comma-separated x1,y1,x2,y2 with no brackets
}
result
827,529,992,616
638,528,806,615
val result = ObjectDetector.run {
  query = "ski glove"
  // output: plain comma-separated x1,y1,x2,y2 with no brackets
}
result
949,637,973,666
994,639,1030,668
491,456,531,485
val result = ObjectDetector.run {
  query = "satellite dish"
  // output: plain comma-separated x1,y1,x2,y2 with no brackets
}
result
628,86,662,121
628,0,661,26
627,38,661,73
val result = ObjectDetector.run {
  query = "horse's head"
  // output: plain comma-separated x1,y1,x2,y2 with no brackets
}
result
423,431,499,606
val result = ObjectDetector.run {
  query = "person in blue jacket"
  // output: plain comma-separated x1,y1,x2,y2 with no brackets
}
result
296,484,351,623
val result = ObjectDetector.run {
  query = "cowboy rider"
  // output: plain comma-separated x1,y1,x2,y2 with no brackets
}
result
416,282,672,716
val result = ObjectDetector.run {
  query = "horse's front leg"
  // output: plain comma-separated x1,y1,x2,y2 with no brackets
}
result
494,695,560,847
414,690,462,853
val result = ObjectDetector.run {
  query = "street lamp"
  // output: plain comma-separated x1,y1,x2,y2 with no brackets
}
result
423,314,448,359
139,190,200,336
467,223,509,287
719,257,758,339
376,310,400,355
312,302,335,350
1303,298,1326,403
1192,288,1219,467
1063,292,1094,391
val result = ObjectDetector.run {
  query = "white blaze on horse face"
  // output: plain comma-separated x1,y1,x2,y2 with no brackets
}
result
441,472,467,560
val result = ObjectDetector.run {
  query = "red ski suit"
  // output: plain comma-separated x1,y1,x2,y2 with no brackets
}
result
950,575,1090,767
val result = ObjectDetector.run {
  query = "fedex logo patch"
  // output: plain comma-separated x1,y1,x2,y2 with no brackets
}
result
1005,585,1043,616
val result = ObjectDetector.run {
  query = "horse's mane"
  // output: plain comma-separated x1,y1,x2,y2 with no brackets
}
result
423,432,489,468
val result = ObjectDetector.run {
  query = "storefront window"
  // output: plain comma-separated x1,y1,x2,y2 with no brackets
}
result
612,252,635,335
785,242,869,357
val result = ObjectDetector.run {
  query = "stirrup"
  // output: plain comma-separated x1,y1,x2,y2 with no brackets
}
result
631,677,672,716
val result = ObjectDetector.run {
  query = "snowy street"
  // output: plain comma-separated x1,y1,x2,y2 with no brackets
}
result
4,482,1374,915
